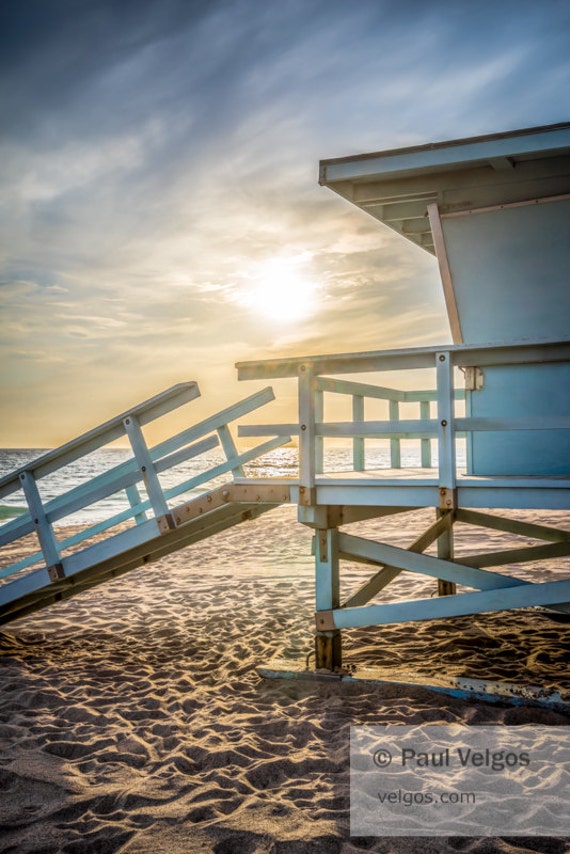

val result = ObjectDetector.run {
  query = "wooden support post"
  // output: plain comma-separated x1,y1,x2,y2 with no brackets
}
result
436,509,456,596
315,528,342,670
352,395,365,471
436,351,457,593
315,631,342,671
427,203,463,344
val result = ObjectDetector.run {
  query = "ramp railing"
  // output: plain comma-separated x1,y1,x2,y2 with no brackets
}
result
0,383,288,590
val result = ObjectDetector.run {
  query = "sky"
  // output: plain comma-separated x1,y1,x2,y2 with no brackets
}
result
1,0,569,448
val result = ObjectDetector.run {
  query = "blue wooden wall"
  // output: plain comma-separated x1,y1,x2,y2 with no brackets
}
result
442,198,570,476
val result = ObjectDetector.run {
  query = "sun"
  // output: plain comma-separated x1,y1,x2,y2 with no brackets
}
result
245,256,318,324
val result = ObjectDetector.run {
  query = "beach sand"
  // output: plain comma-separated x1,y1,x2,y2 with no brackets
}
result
1,506,569,853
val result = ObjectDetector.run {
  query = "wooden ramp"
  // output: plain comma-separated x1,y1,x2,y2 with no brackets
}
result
0,384,292,626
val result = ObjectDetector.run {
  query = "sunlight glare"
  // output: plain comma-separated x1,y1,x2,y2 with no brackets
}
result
246,256,318,324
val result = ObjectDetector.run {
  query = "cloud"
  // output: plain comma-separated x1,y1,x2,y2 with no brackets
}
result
1,0,569,444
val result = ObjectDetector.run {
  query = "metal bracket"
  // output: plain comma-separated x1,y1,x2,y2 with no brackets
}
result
298,486,316,507
464,366,484,391
48,563,65,582
317,530,328,563
315,610,336,631
157,513,176,533
439,487,456,510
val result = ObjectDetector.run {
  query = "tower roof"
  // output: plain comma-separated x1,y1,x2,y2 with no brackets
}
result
319,123,570,254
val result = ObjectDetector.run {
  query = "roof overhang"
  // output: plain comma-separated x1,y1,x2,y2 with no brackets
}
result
319,122,570,254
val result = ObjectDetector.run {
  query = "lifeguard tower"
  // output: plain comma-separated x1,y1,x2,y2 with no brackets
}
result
1,123,569,705
237,122,570,675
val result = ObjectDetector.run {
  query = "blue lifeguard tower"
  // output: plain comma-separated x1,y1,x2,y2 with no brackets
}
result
237,122,570,679
1,123,569,706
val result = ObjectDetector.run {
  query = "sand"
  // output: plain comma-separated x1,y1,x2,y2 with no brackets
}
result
1,505,569,853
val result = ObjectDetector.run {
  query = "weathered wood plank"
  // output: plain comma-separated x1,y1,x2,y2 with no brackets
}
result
257,660,570,713
325,579,570,629
455,508,570,541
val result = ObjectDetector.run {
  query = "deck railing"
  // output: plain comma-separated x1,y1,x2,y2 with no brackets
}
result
239,375,465,473
237,338,570,507
0,383,289,585
313,376,467,472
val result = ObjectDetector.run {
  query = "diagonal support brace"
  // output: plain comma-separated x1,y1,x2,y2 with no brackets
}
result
342,513,453,608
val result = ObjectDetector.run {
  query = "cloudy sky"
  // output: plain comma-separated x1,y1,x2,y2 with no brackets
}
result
1,0,569,447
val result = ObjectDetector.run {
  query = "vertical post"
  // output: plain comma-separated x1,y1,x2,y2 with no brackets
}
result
125,484,147,525
217,423,245,477
352,395,365,472
315,528,342,670
315,387,324,476
436,351,457,593
420,400,432,468
427,203,463,344
389,399,401,468
436,351,456,498
20,471,64,580
298,363,316,507
123,415,174,531
436,509,457,596
464,374,475,477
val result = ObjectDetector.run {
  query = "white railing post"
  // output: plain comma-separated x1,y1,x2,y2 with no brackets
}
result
436,351,456,510
217,424,245,478
19,470,64,580
123,414,174,530
315,387,324,475
389,398,401,468
352,395,365,471
125,484,147,525
298,363,317,506
420,400,432,468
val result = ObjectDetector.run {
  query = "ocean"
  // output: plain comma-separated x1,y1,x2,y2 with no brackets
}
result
0,443,463,525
